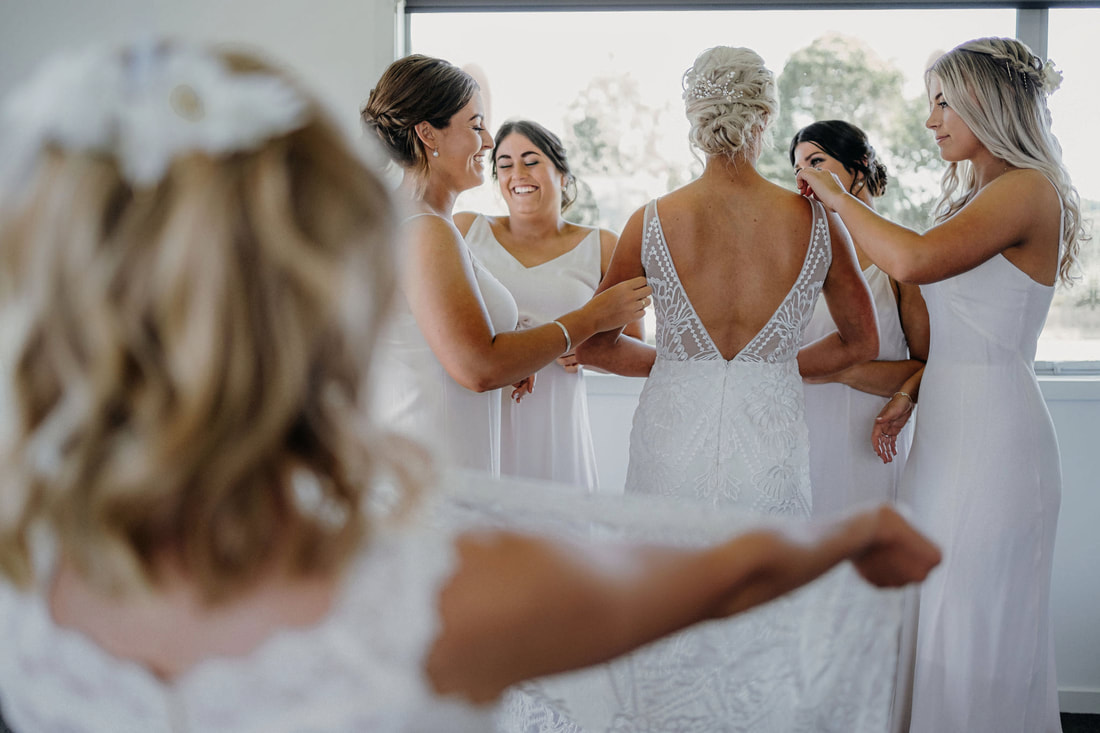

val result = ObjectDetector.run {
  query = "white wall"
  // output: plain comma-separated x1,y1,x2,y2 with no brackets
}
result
589,373,1100,714
0,0,401,137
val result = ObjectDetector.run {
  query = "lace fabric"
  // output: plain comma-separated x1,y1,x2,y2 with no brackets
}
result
645,198,831,365
627,197,831,516
0,513,495,733
493,197,901,733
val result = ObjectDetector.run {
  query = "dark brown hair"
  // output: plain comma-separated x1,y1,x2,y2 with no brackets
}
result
491,119,577,213
789,120,888,197
361,54,480,180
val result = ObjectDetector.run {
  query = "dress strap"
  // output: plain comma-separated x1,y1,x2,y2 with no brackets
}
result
401,212,447,225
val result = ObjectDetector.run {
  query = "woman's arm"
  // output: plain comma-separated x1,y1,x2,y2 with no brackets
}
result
798,212,879,379
404,216,650,392
453,211,479,236
805,279,929,396
797,168,1061,284
872,366,923,463
426,504,940,703
574,208,657,377
600,228,646,343
557,227,646,374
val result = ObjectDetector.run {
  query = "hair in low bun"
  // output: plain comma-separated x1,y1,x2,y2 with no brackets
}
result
360,54,478,179
788,120,889,197
682,46,777,162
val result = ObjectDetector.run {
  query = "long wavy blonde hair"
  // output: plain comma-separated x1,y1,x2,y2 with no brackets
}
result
928,37,1088,284
0,49,406,603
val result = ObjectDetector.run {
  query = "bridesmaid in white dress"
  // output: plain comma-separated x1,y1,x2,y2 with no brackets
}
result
361,57,651,475
0,40,944,733
790,120,930,514
799,37,1088,733
457,119,644,489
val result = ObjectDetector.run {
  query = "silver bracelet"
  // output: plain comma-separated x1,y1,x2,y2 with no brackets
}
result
551,319,572,353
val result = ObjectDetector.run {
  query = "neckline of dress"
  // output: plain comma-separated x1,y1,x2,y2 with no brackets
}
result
476,214,596,271
650,197,824,362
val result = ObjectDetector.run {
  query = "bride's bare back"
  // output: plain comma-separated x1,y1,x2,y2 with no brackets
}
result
656,174,819,360
580,159,877,378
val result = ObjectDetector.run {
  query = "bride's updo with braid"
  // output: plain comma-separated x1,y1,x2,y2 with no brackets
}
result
682,46,778,162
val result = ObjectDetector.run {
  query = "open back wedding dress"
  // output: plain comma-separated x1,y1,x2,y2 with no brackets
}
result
499,197,905,733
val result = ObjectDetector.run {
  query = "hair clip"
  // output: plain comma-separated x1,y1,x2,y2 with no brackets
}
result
685,75,744,103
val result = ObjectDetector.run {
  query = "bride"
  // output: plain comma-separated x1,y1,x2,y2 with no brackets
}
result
561,46,903,731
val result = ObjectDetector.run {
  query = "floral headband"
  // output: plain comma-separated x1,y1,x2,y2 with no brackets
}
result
0,40,309,189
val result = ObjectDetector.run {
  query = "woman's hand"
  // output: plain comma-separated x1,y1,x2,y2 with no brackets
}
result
847,505,941,587
872,392,915,463
556,352,580,374
585,276,652,334
796,168,849,212
511,375,536,403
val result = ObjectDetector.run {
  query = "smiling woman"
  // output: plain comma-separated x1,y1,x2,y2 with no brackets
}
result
361,56,652,475
454,119,646,489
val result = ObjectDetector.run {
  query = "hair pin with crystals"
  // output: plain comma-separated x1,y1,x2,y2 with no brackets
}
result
0,40,309,190
684,74,745,103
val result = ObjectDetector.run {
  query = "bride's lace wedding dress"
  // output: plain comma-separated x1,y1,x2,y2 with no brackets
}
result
499,197,903,733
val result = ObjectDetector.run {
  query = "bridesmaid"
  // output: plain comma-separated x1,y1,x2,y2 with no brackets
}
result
361,57,651,475
456,120,643,490
790,120,930,514
798,37,1087,733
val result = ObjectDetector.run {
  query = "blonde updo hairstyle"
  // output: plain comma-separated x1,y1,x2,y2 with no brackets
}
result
682,46,778,163
0,48,403,604
928,37,1087,284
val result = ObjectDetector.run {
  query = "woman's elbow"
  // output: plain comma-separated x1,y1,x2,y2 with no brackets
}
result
573,338,597,366
850,330,879,364
446,363,504,393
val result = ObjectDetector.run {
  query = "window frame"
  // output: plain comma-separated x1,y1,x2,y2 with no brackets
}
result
402,1,1100,373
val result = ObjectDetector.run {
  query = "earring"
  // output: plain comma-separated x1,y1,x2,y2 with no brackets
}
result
432,149,439,158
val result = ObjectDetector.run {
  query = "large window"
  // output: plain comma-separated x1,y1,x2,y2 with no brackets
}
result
1043,7,1100,365
410,6,1099,364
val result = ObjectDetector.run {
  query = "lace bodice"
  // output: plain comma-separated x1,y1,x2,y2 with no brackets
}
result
642,198,831,364
624,197,831,513
0,519,494,733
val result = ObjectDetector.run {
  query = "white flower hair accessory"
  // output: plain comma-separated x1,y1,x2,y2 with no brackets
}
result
1039,59,1063,95
0,40,308,188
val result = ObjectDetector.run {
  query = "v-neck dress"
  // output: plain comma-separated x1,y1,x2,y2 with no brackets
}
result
625,197,830,515
503,197,903,733
464,214,601,489
602,197,902,726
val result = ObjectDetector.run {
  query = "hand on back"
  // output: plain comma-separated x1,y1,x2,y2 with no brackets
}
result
586,276,651,334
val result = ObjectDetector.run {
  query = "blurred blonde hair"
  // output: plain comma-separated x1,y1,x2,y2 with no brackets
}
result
0,48,406,603
928,37,1088,284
